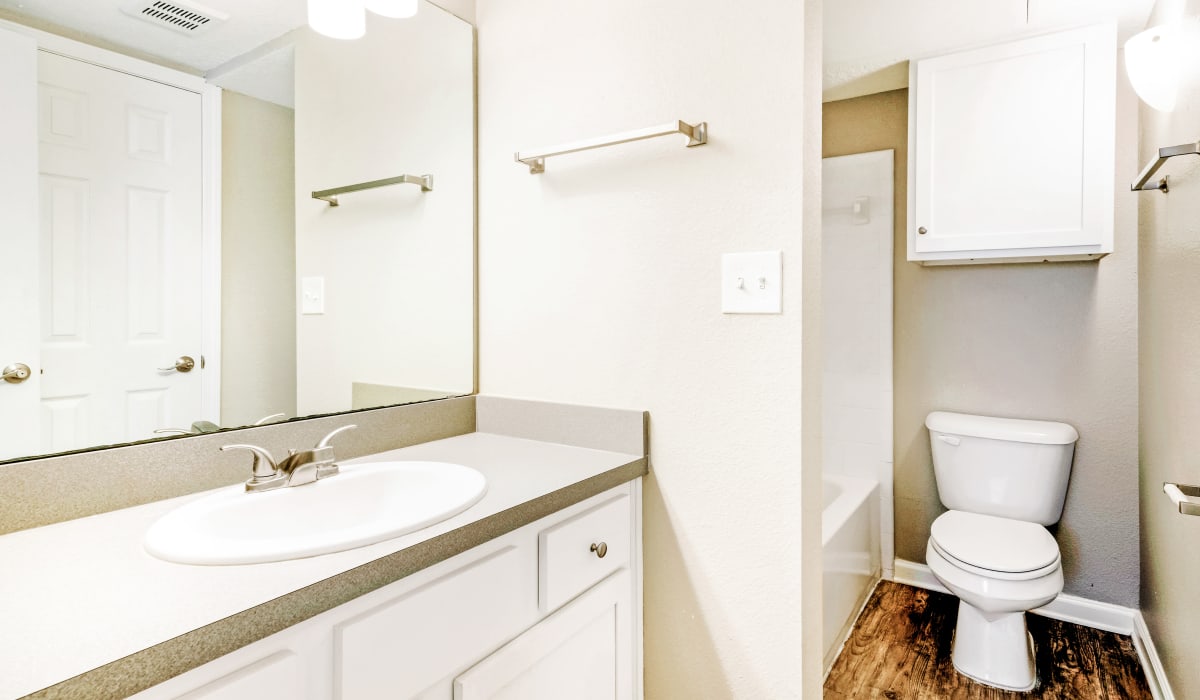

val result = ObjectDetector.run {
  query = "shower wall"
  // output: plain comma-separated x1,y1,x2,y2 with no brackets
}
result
821,149,894,576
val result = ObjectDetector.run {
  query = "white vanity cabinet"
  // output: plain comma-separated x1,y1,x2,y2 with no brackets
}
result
907,23,1116,265
131,483,641,700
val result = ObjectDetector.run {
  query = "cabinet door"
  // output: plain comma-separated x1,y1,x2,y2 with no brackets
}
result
453,570,632,700
335,544,536,699
910,23,1115,259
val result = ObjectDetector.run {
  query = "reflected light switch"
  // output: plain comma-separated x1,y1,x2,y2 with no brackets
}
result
301,276,325,315
722,251,782,314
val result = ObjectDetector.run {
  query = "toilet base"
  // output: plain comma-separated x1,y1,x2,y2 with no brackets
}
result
951,601,1037,692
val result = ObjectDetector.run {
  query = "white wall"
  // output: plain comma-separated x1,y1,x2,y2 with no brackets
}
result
221,91,297,427
476,0,821,695
1138,1,1200,696
293,5,475,415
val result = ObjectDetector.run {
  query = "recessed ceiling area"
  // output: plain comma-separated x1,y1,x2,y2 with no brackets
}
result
824,0,1157,101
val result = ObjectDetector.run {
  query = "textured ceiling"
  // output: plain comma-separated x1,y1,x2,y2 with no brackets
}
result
0,0,306,72
824,0,1157,100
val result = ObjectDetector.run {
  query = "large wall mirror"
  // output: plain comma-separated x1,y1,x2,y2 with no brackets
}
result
0,0,475,464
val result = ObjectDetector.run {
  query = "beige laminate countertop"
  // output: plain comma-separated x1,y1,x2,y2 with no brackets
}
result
0,432,646,700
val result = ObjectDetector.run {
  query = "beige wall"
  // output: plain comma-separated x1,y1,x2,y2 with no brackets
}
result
221,91,297,427
293,7,475,416
476,0,820,695
1138,0,1200,695
824,83,1142,607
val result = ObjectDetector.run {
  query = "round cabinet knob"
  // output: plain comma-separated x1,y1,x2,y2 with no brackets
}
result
918,226,928,235
590,542,608,558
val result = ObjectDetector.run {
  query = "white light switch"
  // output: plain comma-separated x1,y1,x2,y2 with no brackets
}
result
301,276,325,315
722,251,782,314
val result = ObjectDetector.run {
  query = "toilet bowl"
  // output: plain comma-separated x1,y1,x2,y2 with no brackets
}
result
926,510,1064,691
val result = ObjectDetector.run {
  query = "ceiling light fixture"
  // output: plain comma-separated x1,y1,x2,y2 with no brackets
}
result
366,0,419,19
308,0,366,40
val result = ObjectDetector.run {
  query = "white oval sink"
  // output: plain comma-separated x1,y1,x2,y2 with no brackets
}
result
144,461,487,565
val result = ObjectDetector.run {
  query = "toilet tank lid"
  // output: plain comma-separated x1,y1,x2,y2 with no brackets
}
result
925,411,1078,445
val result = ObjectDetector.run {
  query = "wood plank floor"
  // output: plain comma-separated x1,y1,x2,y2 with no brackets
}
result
824,581,1151,699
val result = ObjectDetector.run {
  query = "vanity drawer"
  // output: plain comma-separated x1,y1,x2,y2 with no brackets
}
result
539,494,630,612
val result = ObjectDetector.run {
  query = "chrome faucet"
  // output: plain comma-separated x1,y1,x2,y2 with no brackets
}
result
221,424,357,493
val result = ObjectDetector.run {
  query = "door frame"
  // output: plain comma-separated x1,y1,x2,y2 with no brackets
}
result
0,18,223,424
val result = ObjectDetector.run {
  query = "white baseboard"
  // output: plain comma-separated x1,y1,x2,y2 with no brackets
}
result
893,558,1172,698
1133,611,1175,700
893,558,1134,633
893,557,950,594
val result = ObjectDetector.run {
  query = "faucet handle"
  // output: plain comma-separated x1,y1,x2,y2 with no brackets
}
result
311,425,356,480
316,424,357,449
220,444,279,484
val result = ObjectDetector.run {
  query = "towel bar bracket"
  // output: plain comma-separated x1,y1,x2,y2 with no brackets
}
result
1164,482,1200,516
1131,140,1199,193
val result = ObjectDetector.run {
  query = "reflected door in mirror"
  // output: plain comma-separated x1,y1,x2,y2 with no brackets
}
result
0,50,205,460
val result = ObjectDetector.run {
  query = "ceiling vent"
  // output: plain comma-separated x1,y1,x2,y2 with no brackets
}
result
121,0,229,36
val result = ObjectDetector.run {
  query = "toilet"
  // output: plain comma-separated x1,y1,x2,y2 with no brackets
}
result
924,411,1078,692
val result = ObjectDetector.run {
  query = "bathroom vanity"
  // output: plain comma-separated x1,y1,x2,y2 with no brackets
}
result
0,397,647,699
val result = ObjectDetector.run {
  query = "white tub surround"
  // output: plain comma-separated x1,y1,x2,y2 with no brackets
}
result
821,473,880,673
821,149,895,580
0,397,647,699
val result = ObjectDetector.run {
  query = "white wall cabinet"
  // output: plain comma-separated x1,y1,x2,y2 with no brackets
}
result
907,24,1116,265
132,483,641,700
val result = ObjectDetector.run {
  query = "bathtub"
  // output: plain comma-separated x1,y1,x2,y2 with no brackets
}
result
822,473,880,673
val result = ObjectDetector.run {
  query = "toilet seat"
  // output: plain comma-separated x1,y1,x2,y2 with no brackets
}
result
930,511,1060,581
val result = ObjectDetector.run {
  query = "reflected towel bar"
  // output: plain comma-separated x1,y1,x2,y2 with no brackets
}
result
515,120,707,174
1131,140,1200,193
312,174,433,206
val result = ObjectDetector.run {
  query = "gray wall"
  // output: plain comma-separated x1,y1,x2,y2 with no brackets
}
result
1138,1,1200,695
221,91,297,427
824,87,1141,607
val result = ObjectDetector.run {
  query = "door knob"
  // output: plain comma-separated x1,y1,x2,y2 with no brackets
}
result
2,363,32,384
590,542,608,558
158,356,196,373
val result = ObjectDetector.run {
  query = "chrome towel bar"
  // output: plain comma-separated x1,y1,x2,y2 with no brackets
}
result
1131,140,1199,193
515,119,707,174
1164,482,1200,516
312,174,433,207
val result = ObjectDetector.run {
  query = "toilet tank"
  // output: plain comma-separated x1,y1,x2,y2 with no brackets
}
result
926,411,1078,525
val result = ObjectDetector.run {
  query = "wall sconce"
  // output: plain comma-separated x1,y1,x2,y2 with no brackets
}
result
308,0,419,40
1125,16,1200,113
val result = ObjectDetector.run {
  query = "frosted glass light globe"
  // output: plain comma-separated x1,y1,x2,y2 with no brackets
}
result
1124,23,1180,112
366,0,419,19
308,0,366,40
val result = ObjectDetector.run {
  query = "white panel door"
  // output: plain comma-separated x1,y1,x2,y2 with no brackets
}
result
36,51,203,452
0,28,41,460
454,570,633,700
911,23,1115,255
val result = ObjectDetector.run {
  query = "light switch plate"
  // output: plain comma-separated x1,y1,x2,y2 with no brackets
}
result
722,251,782,314
301,276,325,315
